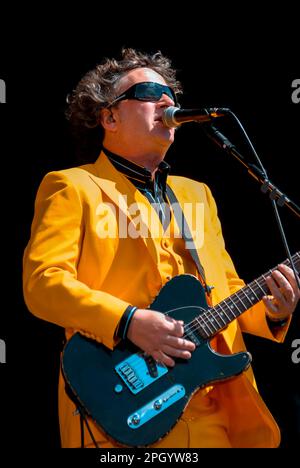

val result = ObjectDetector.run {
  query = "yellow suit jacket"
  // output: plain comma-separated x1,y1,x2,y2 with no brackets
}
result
23,152,289,448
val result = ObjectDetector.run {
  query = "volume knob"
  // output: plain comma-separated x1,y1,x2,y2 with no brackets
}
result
153,399,163,410
130,413,140,425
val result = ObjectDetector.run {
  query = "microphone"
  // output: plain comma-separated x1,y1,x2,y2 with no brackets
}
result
162,106,229,128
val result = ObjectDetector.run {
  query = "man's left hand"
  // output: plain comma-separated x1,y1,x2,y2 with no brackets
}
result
263,263,300,321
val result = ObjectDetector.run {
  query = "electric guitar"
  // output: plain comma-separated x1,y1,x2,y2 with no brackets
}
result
62,252,299,447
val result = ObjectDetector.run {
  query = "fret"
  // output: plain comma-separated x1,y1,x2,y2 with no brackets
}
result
184,322,202,345
233,291,249,310
247,283,260,302
202,310,219,333
252,281,265,299
253,278,266,296
240,287,256,307
225,295,243,316
216,301,234,325
211,308,229,330
194,307,226,338
193,316,210,339
212,305,228,327
196,313,215,336
261,273,272,294
212,300,239,332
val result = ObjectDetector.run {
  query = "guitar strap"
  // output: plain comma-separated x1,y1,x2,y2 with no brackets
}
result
79,407,99,448
166,184,211,296
65,382,99,448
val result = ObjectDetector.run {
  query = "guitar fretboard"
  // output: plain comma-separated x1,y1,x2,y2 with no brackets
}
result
187,252,300,340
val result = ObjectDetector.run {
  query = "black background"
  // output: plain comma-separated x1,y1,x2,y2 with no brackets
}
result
1,10,299,449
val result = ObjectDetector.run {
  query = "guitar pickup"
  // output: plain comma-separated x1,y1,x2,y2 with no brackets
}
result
144,355,159,378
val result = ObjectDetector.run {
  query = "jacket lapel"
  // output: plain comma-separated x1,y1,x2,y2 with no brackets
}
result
91,152,160,267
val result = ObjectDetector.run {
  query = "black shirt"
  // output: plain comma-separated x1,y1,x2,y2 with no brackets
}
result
102,147,170,226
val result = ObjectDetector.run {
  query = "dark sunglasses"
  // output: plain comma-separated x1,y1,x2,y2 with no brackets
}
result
108,81,178,107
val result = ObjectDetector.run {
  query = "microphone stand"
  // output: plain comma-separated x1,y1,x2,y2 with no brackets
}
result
202,117,300,290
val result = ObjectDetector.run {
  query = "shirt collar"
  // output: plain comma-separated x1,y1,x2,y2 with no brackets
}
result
102,147,170,193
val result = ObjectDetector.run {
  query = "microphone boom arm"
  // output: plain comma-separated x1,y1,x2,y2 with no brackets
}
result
203,122,300,290
203,125,300,219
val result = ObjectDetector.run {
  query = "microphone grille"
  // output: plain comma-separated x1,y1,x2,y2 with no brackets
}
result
162,106,181,128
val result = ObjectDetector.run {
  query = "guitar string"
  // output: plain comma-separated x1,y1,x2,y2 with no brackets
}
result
164,279,267,339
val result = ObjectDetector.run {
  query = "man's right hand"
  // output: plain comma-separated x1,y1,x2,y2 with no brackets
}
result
126,308,196,367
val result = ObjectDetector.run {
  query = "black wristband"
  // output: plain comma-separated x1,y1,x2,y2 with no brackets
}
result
266,314,288,329
116,305,138,339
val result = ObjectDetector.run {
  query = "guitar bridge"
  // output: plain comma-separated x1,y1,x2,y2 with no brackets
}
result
115,352,168,394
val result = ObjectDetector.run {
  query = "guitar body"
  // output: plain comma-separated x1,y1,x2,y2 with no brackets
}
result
62,275,251,446
62,274,251,447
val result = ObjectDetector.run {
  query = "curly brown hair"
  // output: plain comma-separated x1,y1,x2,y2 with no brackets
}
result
65,48,182,161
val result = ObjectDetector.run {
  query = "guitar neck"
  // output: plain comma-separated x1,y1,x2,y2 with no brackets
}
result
193,252,300,339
